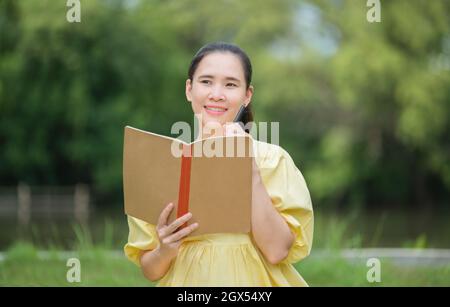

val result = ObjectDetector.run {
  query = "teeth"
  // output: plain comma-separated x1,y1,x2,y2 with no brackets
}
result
205,107,226,112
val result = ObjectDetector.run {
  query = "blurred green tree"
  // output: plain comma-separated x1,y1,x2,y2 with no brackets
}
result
0,0,448,209
304,0,450,207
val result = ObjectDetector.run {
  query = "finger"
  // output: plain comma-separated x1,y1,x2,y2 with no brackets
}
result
158,212,193,239
157,202,174,229
164,222,198,244
166,212,193,234
162,223,199,245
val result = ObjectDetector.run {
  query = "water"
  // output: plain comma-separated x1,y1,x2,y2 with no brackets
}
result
1,206,449,250
314,207,450,249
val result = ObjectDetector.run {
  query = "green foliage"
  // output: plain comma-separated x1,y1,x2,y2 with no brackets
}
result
299,0,450,207
0,0,449,209
402,234,428,249
3,241,39,262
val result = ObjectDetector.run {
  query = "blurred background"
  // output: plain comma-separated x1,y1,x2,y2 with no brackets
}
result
0,0,449,286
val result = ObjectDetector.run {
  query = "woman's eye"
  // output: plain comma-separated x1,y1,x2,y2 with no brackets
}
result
226,83,237,87
201,80,211,85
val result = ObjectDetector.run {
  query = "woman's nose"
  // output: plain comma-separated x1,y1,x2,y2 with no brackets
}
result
208,86,226,101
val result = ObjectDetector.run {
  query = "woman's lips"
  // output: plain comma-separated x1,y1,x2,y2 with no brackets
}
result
204,105,228,116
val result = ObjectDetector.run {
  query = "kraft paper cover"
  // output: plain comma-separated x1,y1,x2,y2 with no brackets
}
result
123,126,253,236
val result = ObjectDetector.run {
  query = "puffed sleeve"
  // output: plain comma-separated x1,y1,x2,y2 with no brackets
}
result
124,216,160,266
258,144,314,264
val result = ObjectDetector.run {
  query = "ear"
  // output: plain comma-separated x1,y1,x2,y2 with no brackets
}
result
185,79,192,102
244,85,254,107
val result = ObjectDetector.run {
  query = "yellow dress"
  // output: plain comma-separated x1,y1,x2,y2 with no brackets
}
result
124,139,314,286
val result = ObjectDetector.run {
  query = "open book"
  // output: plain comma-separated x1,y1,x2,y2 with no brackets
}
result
123,126,253,236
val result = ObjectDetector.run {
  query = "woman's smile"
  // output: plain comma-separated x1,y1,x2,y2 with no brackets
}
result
204,104,228,116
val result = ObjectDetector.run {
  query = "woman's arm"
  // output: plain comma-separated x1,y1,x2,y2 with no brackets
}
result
251,159,295,265
222,123,294,265
140,247,176,282
140,202,198,282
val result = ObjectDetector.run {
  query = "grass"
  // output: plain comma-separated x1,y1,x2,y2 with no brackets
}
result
0,241,153,286
295,254,450,286
1,241,450,286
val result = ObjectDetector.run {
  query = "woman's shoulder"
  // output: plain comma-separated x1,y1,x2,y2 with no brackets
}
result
252,139,294,169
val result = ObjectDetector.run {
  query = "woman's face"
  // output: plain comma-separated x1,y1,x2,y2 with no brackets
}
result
186,52,253,129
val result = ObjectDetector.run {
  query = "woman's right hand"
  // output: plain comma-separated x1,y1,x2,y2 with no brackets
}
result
155,202,199,260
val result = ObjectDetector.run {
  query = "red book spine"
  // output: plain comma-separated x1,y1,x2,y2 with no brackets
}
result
176,144,192,229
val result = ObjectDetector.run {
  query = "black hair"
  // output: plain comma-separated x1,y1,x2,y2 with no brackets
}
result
188,42,254,132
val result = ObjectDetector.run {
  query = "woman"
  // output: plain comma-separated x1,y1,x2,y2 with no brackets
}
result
124,42,314,286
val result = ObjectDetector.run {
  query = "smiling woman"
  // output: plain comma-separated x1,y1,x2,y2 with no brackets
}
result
124,42,314,286
186,42,254,135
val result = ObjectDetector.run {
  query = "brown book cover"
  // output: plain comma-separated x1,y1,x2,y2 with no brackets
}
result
123,126,253,236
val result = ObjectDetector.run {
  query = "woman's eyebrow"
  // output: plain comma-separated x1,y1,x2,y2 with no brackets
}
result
197,74,214,79
197,75,241,82
224,77,241,83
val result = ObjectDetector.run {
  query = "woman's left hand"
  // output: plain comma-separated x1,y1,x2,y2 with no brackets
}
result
223,122,260,177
